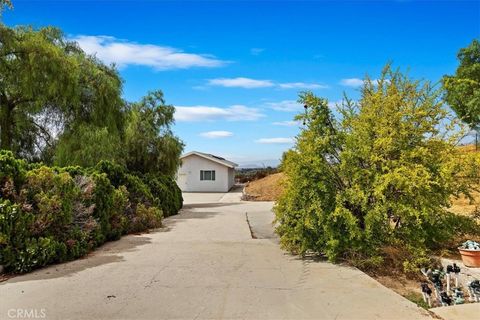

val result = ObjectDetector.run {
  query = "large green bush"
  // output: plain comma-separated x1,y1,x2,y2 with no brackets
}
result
0,149,27,191
95,161,182,218
0,152,183,273
142,173,183,217
275,67,480,270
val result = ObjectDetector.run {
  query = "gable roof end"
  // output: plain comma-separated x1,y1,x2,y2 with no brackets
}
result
180,151,238,168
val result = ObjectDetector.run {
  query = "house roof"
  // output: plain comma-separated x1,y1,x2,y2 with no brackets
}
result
180,151,238,168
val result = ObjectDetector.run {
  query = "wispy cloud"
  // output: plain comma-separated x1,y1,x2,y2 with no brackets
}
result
72,35,227,70
328,100,346,109
208,77,274,88
175,105,264,122
265,100,303,112
272,120,300,127
207,77,328,90
266,99,340,112
255,137,295,144
250,48,265,55
340,78,386,88
200,131,234,138
340,78,364,87
278,82,329,89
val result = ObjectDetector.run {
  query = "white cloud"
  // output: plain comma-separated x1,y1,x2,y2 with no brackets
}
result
267,99,341,112
175,105,264,122
250,48,265,55
208,77,274,88
340,78,364,87
207,77,328,90
71,35,227,70
328,100,346,108
200,131,234,138
255,137,295,144
272,120,300,127
340,78,387,88
278,82,329,89
265,100,303,112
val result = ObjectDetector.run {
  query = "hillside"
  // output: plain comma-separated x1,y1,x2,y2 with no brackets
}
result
244,172,285,201
451,144,480,216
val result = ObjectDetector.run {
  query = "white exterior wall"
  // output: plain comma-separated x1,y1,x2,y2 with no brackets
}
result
227,167,235,190
177,154,231,192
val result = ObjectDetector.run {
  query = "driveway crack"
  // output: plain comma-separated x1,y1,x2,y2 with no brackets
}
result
245,212,256,239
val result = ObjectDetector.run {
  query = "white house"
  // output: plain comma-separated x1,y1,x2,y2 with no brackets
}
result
176,151,238,192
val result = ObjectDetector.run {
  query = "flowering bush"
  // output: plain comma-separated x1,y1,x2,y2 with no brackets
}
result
0,151,182,273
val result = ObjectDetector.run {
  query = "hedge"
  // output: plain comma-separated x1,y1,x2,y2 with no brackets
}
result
0,150,183,273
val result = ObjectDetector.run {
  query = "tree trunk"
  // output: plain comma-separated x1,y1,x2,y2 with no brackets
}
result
0,102,14,150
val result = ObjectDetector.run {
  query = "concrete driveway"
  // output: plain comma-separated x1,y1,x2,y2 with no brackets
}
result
0,188,431,319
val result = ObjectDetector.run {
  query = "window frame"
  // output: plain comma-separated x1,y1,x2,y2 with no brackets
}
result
200,170,216,181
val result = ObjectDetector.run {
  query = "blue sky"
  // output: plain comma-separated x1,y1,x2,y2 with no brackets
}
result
3,0,480,166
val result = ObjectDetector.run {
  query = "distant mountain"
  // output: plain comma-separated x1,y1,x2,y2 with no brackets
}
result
237,159,280,169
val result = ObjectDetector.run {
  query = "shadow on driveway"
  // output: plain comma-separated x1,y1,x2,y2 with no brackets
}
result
182,202,244,209
3,236,152,284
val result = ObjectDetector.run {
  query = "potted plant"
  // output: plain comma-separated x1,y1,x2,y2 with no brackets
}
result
458,240,480,267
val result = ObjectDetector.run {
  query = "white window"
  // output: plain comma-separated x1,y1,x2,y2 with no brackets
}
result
200,170,215,181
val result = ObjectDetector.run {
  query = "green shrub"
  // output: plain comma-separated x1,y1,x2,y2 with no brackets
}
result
95,160,155,209
128,203,162,233
64,226,91,259
0,150,27,197
57,165,87,177
0,200,67,272
109,186,129,239
275,67,480,268
0,200,35,271
90,172,115,244
12,237,60,273
0,156,182,273
96,160,183,217
21,167,78,235
95,160,126,187
142,174,183,217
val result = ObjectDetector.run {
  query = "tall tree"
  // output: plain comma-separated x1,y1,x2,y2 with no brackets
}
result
53,56,125,166
124,90,184,176
0,24,125,163
443,39,480,146
0,25,79,157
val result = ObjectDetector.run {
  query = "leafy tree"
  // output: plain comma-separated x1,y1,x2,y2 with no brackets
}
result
53,56,125,166
0,0,12,16
124,90,184,177
443,39,480,146
0,25,79,157
275,66,479,270
54,124,123,167
0,24,125,163
0,23,182,176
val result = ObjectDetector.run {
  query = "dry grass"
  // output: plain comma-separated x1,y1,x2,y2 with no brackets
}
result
457,144,478,153
450,144,480,216
244,172,285,201
450,190,480,216
374,274,424,301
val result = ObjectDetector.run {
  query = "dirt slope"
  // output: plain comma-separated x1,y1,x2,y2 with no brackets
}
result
244,172,285,201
